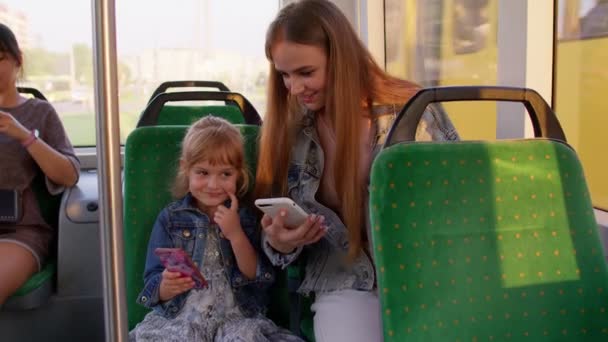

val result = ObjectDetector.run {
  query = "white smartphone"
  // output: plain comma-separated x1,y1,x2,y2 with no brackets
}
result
254,197,309,228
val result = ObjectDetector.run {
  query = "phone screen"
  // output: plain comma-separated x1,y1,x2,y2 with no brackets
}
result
154,248,208,289
0,190,18,223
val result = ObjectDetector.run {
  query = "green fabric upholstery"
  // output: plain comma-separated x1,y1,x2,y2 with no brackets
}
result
123,123,259,329
156,105,245,126
123,125,186,328
31,172,62,230
369,139,608,341
12,262,56,297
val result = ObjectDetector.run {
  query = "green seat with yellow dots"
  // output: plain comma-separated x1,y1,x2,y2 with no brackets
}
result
123,123,260,329
369,87,608,341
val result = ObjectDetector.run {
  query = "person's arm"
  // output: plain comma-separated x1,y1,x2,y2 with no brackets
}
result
25,136,78,186
215,193,257,278
229,232,258,279
260,210,326,268
261,229,304,268
415,104,460,142
137,208,192,317
235,206,276,289
215,195,276,287
0,109,78,187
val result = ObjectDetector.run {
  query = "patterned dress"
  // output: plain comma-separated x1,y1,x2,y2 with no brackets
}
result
129,227,303,342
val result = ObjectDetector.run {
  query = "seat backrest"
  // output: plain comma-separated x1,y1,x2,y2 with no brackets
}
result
123,123,260,329
137,91,262,127
147,80,230,104
31,172,62,231
156,105,245,126
369,139,608,341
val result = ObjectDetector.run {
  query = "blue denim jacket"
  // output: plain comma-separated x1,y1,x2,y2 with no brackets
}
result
137,193,275,318
262,104,459,295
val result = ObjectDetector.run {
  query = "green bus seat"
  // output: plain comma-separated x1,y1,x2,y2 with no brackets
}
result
123,125,184,328
147,80,230,104
123,123,314,340
4,262,56,310
123,123,261,328
370,140,608,341
156,105,244,126
369,87,608,341
137,91,262,127
17,87,48,101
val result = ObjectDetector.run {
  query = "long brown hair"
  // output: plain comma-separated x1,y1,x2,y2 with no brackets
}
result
256,0,419,259
173,116,250,199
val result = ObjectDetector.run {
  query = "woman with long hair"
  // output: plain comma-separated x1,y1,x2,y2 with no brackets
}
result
255,1,458,340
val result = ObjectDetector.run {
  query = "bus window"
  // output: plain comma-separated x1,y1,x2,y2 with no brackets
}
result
385,0,499,141
6,0,277,147
452,0,491,54
4,1,96,147
579,0,608,39
559,0,608,40
555,0,608,209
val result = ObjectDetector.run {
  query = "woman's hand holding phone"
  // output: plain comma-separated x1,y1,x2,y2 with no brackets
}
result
261,210,327,254
159,269,195,302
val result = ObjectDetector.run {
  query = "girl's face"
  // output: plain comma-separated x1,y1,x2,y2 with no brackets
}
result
271,40,328,112
0,50,20,91
187,160,238,213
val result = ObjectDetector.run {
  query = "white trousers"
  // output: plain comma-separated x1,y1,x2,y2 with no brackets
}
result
311,289,384,342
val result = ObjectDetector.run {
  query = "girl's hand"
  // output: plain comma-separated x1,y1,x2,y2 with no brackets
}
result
159,269,195,302
0,110,29,143
261,211,326,253
214,192,243,241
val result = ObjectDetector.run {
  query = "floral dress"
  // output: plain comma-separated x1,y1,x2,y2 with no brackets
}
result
129,227,304,342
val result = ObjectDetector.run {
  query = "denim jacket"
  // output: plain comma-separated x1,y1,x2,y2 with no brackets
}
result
262,104,459,295
137,193,275,318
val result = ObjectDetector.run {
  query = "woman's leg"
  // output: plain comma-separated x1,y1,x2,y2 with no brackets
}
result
311,289,383,342
0,242,38,305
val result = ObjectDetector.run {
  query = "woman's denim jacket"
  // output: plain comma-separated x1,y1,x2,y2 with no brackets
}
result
262,104,459,295
137,193,275,318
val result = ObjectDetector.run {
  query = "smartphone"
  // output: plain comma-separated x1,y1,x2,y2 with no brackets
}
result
154,248,208,289
0,190,20,223
254,197,309,228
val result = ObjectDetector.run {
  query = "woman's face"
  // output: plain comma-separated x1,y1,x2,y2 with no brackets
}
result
271,40,328,112
0,50,20,91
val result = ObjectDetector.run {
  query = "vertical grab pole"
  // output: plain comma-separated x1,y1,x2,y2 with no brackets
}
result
91,0,128,340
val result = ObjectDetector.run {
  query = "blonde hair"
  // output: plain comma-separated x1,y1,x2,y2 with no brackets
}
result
173,116,250,198
256,0,419,260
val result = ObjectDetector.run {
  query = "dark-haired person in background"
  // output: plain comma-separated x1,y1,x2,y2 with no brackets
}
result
0,23,79,305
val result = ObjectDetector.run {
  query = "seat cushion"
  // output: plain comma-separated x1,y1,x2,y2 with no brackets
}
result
12,261,56,297
370,139,608,341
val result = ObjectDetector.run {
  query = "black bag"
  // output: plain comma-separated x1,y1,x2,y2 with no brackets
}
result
0,189,20,223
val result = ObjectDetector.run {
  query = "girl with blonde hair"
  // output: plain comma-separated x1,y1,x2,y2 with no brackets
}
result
130,116,303,341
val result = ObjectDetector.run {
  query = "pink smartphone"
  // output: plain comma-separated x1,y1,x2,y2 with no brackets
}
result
154,247,208,289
